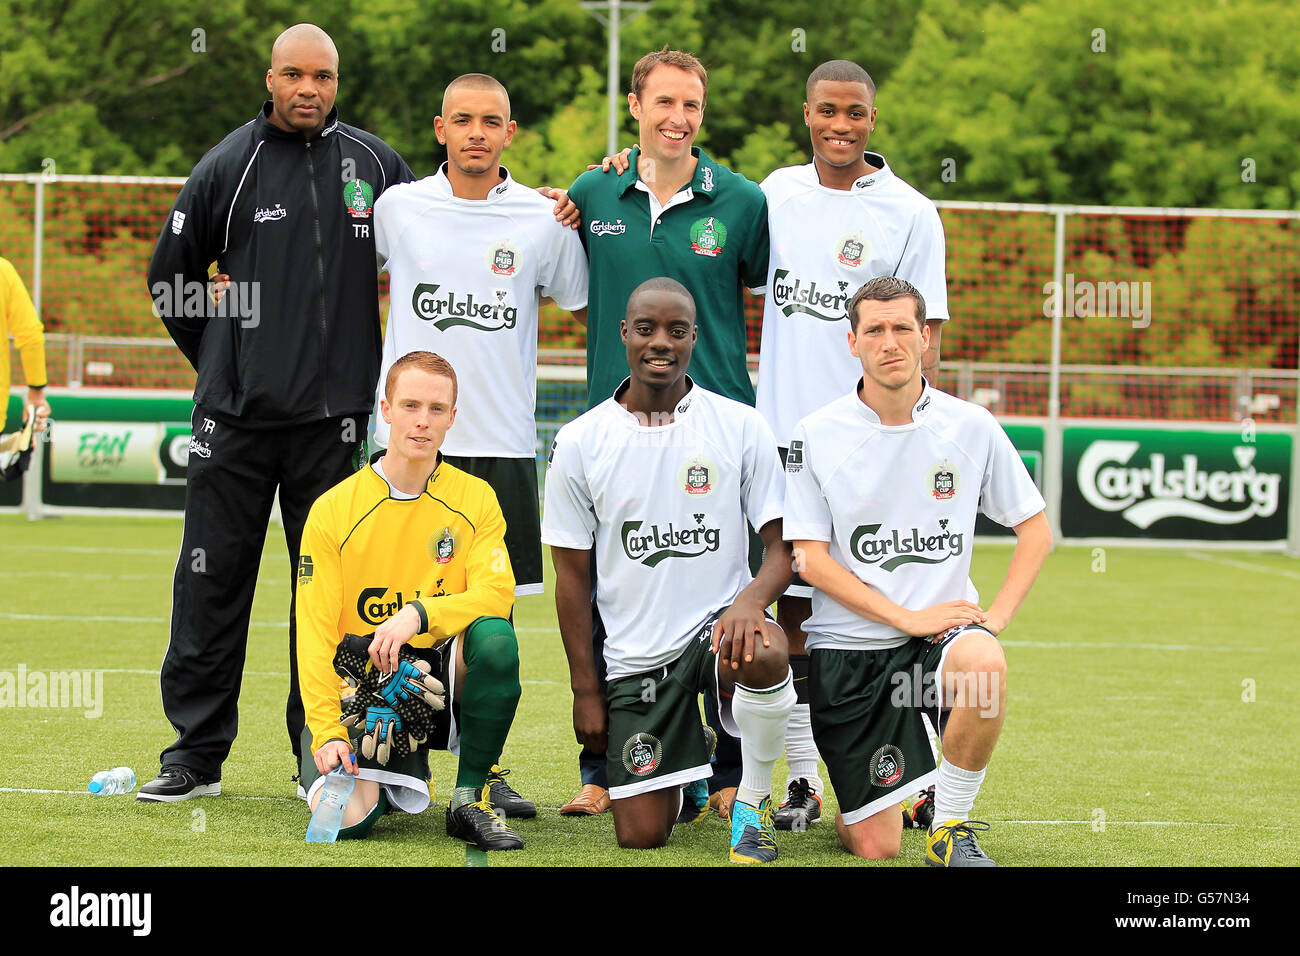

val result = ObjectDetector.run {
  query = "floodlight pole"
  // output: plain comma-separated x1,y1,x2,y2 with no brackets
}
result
581,0,653,158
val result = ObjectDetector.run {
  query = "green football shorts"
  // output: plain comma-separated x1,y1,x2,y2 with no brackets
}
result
444,454,542,597
809,625,994,825
604,610,744,800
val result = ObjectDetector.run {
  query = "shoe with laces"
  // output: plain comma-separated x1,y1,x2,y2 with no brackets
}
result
729,796,779,864
447,797,524,850
486,765,536,819
774,778,822,831
677,779,710,823
902,785,936,830
136,765,221,803
926,819,997,867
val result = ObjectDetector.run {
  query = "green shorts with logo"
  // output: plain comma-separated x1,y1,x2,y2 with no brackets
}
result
604,612,741,800
444,455,542,597
299,636,458,815
809,625,993,825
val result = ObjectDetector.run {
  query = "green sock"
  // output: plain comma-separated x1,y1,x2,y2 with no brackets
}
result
454,617,521,791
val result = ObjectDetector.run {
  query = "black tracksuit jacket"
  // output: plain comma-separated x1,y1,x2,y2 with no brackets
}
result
148,102,413,428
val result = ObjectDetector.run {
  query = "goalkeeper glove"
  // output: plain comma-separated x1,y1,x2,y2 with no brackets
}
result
377,658,446,711
345,706,415,765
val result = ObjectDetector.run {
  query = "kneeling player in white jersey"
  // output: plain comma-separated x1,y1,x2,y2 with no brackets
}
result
784,277,1051,866
297,352,527,851
543,278,797,863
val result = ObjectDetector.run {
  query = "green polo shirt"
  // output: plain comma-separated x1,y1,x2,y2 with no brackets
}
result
569,147,769,407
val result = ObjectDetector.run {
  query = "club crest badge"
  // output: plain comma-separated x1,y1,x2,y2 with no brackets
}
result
870,744,905,787
488,241,521,276
689,217,727,258
928,461,959,500
622,733,662,777
836,232,868,268
344,179,374,219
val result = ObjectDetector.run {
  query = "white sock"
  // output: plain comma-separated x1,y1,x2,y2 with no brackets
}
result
783,703,823,794
732,672,796,807
931,760,985,831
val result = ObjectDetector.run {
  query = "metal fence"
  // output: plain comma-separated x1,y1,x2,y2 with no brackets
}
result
4,174,1299,550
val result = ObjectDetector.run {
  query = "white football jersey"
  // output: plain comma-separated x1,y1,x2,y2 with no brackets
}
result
542,380,786,680
373,165,588,456
783,383,1044,650
755,156,949,447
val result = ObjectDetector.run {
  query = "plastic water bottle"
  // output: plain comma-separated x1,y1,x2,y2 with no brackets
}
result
305,765,356,843
88,767,136,796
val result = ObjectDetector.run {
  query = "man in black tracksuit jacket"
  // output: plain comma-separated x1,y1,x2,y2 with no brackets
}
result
141,24,413,802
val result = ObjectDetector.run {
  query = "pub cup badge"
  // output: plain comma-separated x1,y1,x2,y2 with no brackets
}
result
929,461,959,500
435,527,455,564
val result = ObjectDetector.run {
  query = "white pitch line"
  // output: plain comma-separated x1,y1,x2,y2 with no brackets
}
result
0,613,559,632
0,787,299,802
1184,550,1300,581
0,571,154,580
1001,640,1266,653
998,820,1282,828
0,789,1280,828
3,545,175,555
0,612,283,627
0,615,1263,652
0,667,553,683
2,545,285,565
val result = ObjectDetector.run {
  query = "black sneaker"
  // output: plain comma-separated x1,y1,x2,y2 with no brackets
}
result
446,797,524,850
773,778,822,831
486,765,537,819
137,765,221,803
902,785,936,830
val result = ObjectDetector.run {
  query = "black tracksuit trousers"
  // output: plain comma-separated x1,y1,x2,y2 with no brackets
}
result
158,406,364,779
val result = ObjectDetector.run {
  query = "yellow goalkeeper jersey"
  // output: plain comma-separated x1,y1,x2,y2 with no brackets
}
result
296,453,515,752
1,257,46,405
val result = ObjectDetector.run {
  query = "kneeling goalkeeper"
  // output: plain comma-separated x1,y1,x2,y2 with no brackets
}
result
296,350,525,849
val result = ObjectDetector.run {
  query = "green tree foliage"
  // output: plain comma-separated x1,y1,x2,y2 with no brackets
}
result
883,0,1300,208
4,0,1298,389
0,0,338,175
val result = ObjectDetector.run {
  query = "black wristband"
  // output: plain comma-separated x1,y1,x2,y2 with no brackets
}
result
409,600,429,635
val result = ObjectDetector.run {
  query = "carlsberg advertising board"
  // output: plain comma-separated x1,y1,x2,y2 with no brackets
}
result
1062,427,1291,541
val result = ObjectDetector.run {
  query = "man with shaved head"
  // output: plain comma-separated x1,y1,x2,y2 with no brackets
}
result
367,73,588,816
143,23,414,803
543,277,796,862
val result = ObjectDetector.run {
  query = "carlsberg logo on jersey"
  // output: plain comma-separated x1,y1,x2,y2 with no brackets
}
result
621,517,721,567
1077,440,1281,528
411,283,518,332
850,522,965,572
770,270,853,321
